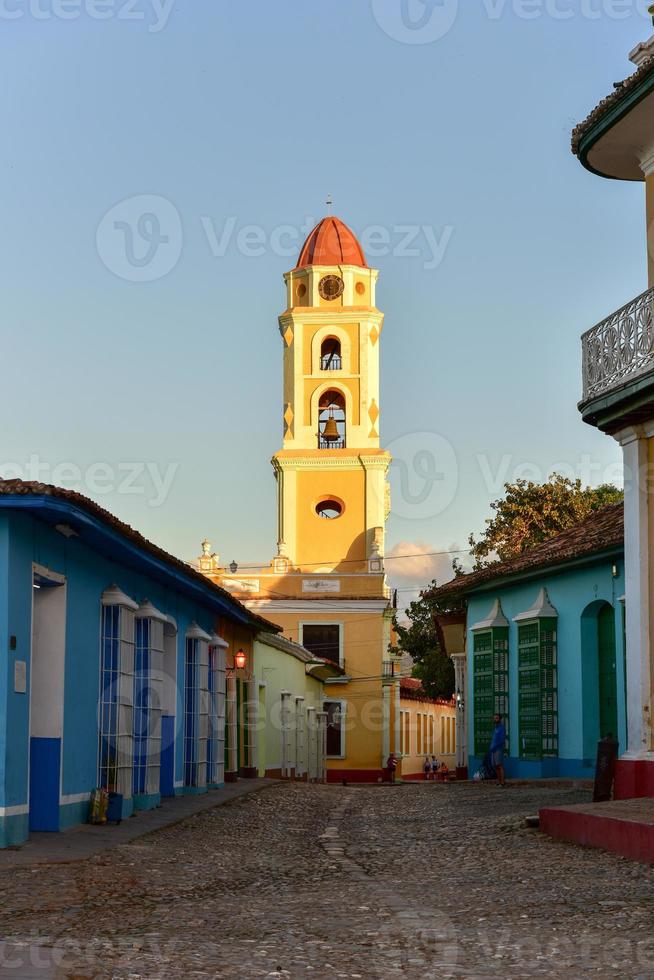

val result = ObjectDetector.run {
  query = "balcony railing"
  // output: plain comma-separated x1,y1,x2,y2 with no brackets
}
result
321,354,342,371
582,287,654,402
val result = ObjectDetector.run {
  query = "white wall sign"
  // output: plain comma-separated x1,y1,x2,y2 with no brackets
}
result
302,579,341,593
224,579,260,593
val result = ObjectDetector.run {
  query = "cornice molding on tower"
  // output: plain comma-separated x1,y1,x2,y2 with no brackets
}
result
283,264,380,281
278,310,384,326
359,454,392,470
272,451,390,472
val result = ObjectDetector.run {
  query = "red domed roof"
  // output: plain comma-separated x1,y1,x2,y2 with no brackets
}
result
295,216,367,269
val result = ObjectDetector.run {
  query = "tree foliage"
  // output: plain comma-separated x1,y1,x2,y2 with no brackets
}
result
467,475,623,569
391,587,462,700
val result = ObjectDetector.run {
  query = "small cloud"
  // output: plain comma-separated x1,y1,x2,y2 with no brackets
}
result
387,540,462,614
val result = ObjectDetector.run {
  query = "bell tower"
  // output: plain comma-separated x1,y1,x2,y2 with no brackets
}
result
273,216,391,573
201,213,402,784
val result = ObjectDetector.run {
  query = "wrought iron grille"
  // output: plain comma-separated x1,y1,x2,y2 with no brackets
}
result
321,354,342,370
318,435,346,450
581,286,654,401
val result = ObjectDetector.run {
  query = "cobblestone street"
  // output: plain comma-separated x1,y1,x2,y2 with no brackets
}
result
1,782,653,978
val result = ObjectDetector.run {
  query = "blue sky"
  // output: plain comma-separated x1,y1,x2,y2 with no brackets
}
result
1,0,648,598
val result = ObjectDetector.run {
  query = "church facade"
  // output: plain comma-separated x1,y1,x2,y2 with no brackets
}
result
201,216,453,781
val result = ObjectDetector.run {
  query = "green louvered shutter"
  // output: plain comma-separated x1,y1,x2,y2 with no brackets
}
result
518,619,558,759
474,627,509,755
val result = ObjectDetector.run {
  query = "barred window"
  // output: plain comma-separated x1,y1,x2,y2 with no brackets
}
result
518,619,558,759
98,594,135,797
184,633,210,788
324,699,345,757
133,613,164,797
473,627,509,756
207,643,226,786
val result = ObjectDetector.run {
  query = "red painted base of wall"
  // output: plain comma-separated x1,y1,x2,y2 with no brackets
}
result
327,769,386,784
239,767,258,779
224,772,238,783
540,806,654,864
614,759,654,799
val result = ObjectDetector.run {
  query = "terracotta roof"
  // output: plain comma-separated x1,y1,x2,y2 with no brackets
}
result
0,480,279,633
429,503,623,601
572,55,654,156
295,216,367,269
399,677,454,706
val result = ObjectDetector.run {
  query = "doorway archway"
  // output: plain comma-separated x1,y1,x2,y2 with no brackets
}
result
581,601,618,757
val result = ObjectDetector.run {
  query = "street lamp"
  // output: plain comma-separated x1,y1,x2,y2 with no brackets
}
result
234,649,247,670
229,560,238,574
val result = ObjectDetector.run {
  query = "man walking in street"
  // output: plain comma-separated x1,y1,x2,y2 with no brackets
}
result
490,713,506,787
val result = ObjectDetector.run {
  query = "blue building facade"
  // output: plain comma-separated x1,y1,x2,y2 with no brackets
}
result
433,504,626,781
0,481,273,847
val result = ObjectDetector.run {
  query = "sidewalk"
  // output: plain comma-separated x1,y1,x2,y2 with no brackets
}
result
0,779,279,868
540,796,654,864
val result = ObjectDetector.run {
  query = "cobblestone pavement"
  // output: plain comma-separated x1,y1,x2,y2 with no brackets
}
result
0,781,653,978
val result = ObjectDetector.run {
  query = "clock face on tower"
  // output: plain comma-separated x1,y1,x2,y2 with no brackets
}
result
318,275,345,301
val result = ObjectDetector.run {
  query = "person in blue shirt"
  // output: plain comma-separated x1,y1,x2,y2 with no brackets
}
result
490,713,507,787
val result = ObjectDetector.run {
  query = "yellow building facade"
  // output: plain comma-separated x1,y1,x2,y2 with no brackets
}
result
202,215,454,781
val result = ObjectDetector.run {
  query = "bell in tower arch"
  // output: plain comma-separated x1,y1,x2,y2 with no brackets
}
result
318,390,346,449
322,412,340,443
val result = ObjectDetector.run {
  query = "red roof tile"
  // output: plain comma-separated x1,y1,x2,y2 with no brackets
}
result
430,503,623,601
295,216,367,269
572,55,654,156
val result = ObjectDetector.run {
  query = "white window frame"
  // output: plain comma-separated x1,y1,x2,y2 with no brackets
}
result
99,586,138,799
208,634,228,786
323,697,347,759
184,623,211,788
133,602,166,798
299,621,344,669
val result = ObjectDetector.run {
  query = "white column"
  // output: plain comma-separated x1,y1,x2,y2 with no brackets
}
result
226,674,238,776
281,692,292,777
393,681,401,757
618,426,654,758
317,711,328,783
248,678,258,772
307,706,317,781
382,685,391,765
452,652,468,770
295,697,305,778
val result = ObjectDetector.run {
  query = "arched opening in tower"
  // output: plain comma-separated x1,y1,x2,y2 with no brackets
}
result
318,389,346,449
320,337,342,371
